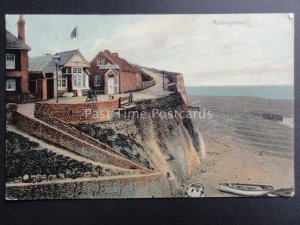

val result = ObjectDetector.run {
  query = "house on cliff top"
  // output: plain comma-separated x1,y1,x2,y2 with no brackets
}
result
6,15,31,103
29,50,90,100
89,50,143,95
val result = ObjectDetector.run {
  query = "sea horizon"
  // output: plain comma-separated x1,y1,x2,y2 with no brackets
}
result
185,85,294,100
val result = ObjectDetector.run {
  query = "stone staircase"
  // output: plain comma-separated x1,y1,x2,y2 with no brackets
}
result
7,125,135,175
34,111,150,168
7,105,152,173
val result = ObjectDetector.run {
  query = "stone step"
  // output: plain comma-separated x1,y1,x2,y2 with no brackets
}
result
7,124,140,174
11,110,151,172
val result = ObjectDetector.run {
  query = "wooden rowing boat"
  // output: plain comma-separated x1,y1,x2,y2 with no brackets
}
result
267,188,294,197
185,184,205,197
219,183,273,196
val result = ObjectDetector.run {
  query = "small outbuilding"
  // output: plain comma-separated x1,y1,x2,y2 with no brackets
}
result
29,50,90,100
89,50,143,95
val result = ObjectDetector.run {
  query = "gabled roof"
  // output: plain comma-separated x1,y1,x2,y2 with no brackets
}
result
6,30,31,51
97,50,138,73
56,49,79,66
29,50,89,74
104,69,119,76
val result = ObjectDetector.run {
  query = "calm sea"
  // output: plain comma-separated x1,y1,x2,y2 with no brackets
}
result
186,85,294,100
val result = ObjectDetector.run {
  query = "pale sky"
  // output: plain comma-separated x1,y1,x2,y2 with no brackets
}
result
6,14,294,86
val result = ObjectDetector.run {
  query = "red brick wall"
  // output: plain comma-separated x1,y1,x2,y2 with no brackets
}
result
119,71,142,93
42,79,47,100
17,17,25,42
34,100,119,124
6,50,29,93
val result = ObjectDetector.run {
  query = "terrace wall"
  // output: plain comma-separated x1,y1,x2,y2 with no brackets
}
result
6,173,172,199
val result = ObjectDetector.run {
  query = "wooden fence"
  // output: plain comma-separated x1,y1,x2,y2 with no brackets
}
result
119,94,133,108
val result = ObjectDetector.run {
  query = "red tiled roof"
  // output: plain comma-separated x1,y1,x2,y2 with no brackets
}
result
91,50,139,73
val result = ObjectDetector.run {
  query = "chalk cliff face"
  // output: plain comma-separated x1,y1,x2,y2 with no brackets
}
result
77,92,201,185
133,93,201,182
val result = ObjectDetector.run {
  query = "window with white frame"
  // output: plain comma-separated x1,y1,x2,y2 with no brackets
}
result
58,74,67,88
73,74,84,88
94,74,101,86
72,67,84,88
62,67,72,74
72,67,83,74
97,58,105,66
6,53,15,69
6,79,16,91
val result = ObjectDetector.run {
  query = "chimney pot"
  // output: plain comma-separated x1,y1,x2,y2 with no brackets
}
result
17,15,25,42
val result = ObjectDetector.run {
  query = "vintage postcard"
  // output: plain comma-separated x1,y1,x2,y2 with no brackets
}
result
5,14,294,199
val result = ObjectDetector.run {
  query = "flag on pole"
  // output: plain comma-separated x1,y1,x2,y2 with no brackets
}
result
70,27,78,39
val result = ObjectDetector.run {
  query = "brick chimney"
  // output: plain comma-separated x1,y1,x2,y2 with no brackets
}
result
17,15,25,42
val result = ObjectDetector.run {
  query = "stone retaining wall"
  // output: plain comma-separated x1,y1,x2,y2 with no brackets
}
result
6,173,172,199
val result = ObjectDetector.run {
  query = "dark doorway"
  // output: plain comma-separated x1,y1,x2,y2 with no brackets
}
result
47,79,54,99
67,75,72,92
29,80,36,93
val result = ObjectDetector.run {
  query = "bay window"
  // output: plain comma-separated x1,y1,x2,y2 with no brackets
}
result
72,67,84,88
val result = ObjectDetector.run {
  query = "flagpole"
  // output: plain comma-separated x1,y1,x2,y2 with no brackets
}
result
77,26,79,51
